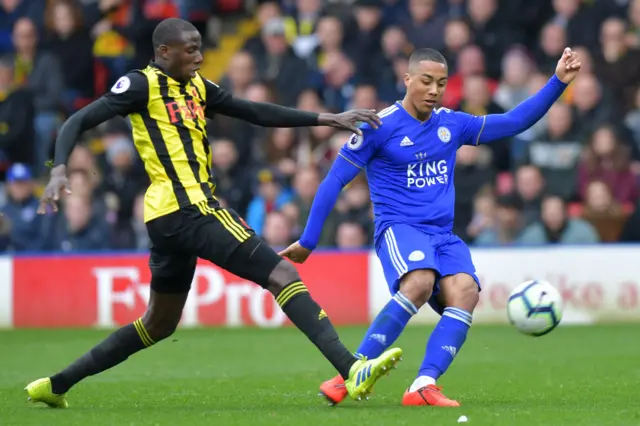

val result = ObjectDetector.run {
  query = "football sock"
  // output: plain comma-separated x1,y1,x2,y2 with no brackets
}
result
416,307,472,385
356,291,418,359
276,280,356,379
50,318,154,394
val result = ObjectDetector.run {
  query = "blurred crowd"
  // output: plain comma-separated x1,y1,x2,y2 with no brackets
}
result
2,0,640,253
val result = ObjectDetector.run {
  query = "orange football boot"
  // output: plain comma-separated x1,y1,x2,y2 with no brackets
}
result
319,374,348,406
402,385,460,407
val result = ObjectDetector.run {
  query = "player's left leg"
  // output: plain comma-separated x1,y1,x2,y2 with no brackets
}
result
405,234,479,407
198,207,402,401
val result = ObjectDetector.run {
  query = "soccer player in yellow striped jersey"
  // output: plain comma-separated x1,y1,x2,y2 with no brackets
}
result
26,17,403,408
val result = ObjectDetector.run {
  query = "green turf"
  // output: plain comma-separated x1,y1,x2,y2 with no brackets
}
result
1,325,638,425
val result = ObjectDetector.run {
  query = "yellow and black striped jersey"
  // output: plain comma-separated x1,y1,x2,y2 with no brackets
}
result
101,63,220,222
53,61,320,223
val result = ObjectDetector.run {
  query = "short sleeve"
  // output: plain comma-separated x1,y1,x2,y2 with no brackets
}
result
101,72,149,117
338,125,381,169
454,111,487,147
203,77,232,111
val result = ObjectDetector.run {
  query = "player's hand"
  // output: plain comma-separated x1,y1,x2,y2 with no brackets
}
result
319,110,381,135
37,165,71,214
279,241,312,263
555,47,581,84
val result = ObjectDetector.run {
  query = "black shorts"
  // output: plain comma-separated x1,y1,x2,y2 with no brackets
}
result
145,202,282,293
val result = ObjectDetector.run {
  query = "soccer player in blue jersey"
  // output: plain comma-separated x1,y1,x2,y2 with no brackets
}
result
279,46,581,406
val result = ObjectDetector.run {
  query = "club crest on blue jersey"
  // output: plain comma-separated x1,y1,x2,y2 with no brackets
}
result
437,127,451,143
347,133,364,150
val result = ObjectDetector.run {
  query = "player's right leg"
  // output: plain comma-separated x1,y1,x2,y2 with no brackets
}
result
25,213,197,408
193,205,402,401
319,225,457,406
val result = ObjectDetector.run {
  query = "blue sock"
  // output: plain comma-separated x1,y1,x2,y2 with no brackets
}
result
355,291,418,359
418,307,472,380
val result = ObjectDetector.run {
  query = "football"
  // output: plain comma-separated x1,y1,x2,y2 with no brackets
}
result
506,280,564,336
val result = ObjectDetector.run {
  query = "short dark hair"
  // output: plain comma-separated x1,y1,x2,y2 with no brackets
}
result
152,18,198,50
409,48,448,71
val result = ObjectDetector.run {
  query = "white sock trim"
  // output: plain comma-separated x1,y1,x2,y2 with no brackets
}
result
409,375,436,392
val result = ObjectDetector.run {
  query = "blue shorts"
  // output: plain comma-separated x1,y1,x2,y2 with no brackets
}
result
376,224,481,315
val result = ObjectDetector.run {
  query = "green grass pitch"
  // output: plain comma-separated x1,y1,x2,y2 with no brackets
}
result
1,325,639,425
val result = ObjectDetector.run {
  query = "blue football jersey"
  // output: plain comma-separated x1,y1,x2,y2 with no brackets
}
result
338,102,486,244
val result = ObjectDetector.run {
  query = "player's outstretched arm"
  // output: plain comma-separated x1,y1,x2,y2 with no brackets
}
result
38,72,148,214
279,155,361,263
203,79,380,134
465,48,581,145
37,100,119,214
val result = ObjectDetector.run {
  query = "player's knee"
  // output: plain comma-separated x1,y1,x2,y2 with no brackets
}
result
141,303,183,341
399,269,437,308
267,259,301,297
440,274,479,313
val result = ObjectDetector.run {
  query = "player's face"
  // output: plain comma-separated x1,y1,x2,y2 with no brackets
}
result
405,60,448,116
169,30,204,81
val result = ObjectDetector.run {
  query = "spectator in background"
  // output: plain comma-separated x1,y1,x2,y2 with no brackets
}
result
100,135,147,227
211,138,253,216
626,0,640,48
474,194,526,246
440,44,497,109
550,0,599,49
246,168,293,235
0,163,52,251
11,17,64,175
519,195,600,244
536,22,568,74
625,87,640,151
67,168,107,223
220,51,256,96
308,15,349,71
403,0,446,50
283,0,323,58
459,74,510,171
43,0,123,112
571,73,615,140
264,126,298,178
465,187,496,243
582,180,628,242
350,84,379,111
51,194,110,252
243,1,282,58
523,102,582,201
0,56,34,166
0,0,45,54
454,144,495,241
513,164,545,226
466,0,514,79
494,47,535,112
577,124,638,204
380,0,410,26
251,17,310,106
110,192,148,250
262,210,293,248
594,17,640,113
317,51,357,112
440,18,471,71
212,53,265,165
347,0,385,83
335,221,368,249
376,26,412,102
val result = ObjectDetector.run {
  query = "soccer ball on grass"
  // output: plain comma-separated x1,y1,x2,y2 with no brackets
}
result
506,280,564,336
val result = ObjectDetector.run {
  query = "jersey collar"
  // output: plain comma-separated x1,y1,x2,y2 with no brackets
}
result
395,101,433,126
